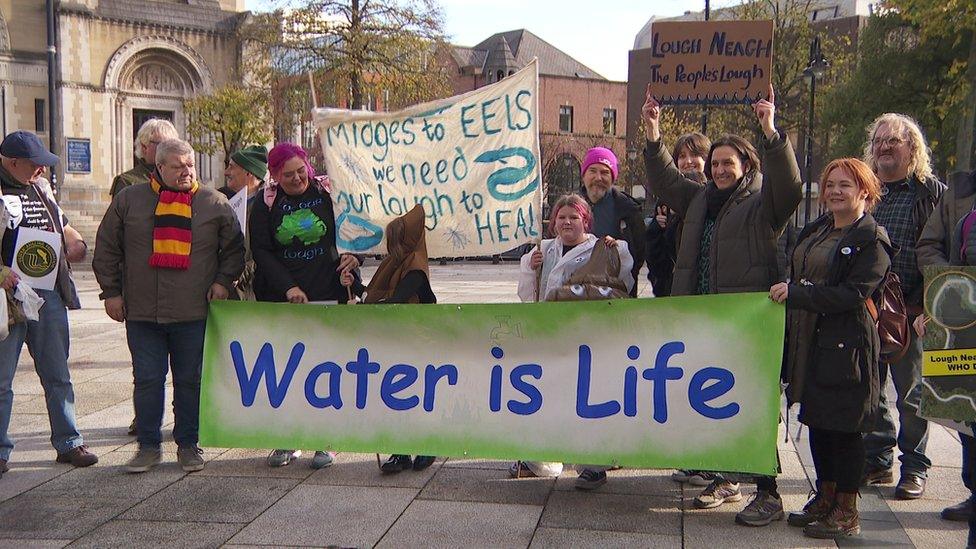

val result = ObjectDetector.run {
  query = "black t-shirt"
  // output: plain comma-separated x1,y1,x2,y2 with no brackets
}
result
1,179,67,267
250,185,345,302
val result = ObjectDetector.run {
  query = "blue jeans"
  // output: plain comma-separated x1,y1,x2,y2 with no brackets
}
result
0,289,83,461
126,320,206,450
864,329,931,477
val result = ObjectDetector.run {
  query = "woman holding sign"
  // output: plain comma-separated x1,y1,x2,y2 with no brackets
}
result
771,158,890,539
250,142,363,470
512,194,634,484
642,84,802,525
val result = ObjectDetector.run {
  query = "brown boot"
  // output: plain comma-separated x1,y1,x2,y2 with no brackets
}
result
788,480,836,527
804,491,860,538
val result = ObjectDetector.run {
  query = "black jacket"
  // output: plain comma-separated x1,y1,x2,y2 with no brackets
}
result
580,186,646,296
786,213,893,432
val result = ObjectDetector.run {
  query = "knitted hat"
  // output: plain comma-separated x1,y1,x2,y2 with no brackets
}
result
581,147,618,181
230,145,268,181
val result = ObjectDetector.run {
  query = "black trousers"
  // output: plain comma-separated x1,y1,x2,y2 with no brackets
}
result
809,427,865,493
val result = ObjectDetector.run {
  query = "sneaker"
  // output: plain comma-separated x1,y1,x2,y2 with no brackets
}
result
126,448,162,473
735,490,785,526
381,454,412,474
575,469,607,491
694,479,742,509
509,461,538,478
688,471,718,486
56,445,98,468
671,469,695,482
412,455,436,471
310,451,335,469
267,449,301,468
177,445,205,472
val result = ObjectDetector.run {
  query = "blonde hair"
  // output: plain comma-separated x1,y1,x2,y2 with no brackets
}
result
863,113,934,182
134,119,179,160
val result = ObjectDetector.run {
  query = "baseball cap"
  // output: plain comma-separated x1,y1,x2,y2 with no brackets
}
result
0,131,59,166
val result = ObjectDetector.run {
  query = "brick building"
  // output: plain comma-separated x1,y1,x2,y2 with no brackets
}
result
446,29,631,214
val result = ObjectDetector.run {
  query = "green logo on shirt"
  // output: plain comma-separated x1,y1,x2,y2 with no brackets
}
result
276,209,327,246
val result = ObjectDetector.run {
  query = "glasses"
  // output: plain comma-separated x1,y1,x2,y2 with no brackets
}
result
872,136,906,148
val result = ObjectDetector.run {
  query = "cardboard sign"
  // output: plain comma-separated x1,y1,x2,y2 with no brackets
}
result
228,187,248,235
200,293,784,474
12,227,61,291
920,266,976,435
313,60,542,257
645,20,774,105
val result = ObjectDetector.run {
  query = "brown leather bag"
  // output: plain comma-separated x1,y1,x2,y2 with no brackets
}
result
865,271,910,362
548,241,630,301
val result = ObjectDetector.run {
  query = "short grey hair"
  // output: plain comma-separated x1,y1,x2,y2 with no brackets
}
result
134,119,179,160
155,139,195,167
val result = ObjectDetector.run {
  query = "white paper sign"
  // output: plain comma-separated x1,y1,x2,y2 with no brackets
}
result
12,227,61,291
313,60,542,257
228,187,248,235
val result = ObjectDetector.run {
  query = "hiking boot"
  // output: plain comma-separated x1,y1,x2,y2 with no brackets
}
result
694,478,742,509
894,474,925,499
381,454,412,474
788,481,836,527
509,461,538,478
127,418,137,436
575,469,607,491
267,449,301,468
861,466,893,486
941,499,973,522
412,455,436,471
56,445,98,468
804,491,860,539
177,445,205,472
126,448,162,473
310,451,335,469
735,490,784,526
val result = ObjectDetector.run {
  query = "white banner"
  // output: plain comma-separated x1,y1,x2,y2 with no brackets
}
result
313,60,542,257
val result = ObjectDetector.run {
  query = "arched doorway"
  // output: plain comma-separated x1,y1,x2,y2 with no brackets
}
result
104,36,215,183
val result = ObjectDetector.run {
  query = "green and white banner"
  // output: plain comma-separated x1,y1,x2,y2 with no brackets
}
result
200,294,783,474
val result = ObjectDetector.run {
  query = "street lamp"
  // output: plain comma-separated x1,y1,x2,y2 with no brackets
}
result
802,37,829,224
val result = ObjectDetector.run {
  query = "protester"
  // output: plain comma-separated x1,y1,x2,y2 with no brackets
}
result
110,119,179,198
642,84,802,526
578,147,645,296
222,145,268,301
250,142,361,469
94,138,244,474
0,130,97,477
512,194,634,480
646,133,709,299
861,113,944,499
347,204,437,473
915,168,976,531
772,158,890,539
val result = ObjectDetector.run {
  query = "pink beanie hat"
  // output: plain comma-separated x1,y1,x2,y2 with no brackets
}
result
581,147,618,181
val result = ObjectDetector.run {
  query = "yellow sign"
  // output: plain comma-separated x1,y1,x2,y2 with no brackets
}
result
923,348,976,376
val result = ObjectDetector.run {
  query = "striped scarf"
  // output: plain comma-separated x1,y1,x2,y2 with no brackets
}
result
149,174,198,270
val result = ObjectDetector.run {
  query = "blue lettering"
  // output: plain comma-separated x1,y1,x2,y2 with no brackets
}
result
576,344,621,418
480,98,501,135
304,361,343,409
474,147,539,201
380,363,420,411
423,364,458,412
345,348,381,409
643,341,685,424
231,341,302,408
508,363,542,415
460,104,478,137
689,367,740,419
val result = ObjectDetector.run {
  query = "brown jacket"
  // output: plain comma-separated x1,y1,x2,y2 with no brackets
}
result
643,133,802,295
93,181,244,323
109,158,153,198
916,171,976,268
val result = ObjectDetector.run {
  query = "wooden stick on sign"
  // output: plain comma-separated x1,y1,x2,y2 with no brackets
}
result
307,71,318,109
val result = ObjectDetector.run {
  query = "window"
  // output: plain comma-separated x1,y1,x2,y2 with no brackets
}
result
559,105,574,133
34,99,45,133
603,108,617,135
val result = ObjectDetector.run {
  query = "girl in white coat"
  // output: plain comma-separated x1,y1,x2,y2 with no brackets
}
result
511,194,634,480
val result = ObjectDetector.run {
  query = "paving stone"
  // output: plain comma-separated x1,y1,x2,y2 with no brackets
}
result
553,468,680,496
441,457,513,470
28,449,185,502
228,484,417,547
305,452,443,488
418,465,553,505
530,526,681,548
377,500,541,548
195,448,315,479
122,476,299,523
0,540,71,548
0,491,129,539
877,493,969,548
0,465,66,503
540,490,680,535
683,503,833,549
71,381,133,416
69,520,241,549
834,518,914,547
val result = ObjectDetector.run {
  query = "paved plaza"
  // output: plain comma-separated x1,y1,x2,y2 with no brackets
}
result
0,263,968,548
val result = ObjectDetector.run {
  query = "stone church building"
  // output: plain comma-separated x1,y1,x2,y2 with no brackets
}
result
0,0,250,240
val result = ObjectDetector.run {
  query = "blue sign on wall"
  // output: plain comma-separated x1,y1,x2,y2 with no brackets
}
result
66,138,90,173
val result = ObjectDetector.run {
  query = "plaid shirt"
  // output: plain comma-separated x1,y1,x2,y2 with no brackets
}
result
873,179,920,296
